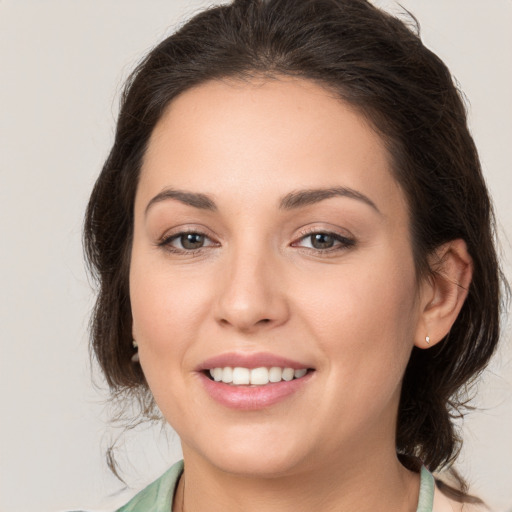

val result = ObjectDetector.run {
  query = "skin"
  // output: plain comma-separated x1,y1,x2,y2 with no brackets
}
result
130,77,473,512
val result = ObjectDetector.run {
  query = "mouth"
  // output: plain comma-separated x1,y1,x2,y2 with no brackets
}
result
197,353,315,409
205,366,312,386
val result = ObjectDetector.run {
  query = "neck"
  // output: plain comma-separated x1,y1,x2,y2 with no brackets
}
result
174,443,420,512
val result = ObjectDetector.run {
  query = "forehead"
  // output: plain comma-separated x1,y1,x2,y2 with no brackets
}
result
138,76,405,219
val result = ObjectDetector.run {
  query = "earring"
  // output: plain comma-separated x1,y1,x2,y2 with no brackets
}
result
131,339,140,363
425,335,430,345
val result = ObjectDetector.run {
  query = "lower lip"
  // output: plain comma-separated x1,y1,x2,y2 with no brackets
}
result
199,372,314,410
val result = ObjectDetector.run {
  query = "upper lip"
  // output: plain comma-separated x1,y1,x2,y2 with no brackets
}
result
198,352,313,371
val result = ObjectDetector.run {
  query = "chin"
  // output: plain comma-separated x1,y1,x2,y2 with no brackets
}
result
211,449,307,479
187,426,312,479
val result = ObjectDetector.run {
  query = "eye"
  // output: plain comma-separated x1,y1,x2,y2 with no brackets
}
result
177,233,207,250
159,231,217,252
307,233,337,249
293,231,355,252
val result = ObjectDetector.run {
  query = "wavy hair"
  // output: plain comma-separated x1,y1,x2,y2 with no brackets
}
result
84,0,503,499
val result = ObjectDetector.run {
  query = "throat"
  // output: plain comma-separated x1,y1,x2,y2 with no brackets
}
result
173,454,420,512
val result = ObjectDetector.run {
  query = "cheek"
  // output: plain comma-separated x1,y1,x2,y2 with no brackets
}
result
295,262,419,432
294,251,419,379
129,259,213,420
129,256,211,357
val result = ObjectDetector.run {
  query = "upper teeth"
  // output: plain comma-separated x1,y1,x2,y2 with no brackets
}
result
209,367,308,386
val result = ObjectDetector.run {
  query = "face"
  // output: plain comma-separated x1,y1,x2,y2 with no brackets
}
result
130,77,425,477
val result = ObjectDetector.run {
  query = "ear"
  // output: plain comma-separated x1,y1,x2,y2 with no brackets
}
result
414,239,473,349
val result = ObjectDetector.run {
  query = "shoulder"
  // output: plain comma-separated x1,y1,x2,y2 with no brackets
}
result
115,460,184,512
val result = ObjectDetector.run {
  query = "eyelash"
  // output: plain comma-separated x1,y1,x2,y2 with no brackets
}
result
158,230,218,256
292,228,356,254
158,229,356,255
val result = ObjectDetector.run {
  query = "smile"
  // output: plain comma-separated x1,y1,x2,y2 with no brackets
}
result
208,366,309,385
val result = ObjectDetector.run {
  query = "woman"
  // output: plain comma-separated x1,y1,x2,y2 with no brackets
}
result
83,0,503,510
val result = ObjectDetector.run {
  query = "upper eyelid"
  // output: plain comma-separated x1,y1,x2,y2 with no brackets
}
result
159,227,350,239
160,232,217,247
158,225,217,242
294,233,354,244
293,226,354,240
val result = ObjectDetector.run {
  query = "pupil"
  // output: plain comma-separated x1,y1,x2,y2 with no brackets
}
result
312,233,334,249
182,233,204,249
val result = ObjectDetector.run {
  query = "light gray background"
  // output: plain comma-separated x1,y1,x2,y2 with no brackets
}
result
1,1,511,511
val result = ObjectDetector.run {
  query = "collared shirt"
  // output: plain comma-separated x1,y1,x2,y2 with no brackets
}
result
115,460,463,512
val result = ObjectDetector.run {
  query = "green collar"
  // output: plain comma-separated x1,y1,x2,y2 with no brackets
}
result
116,460,434,512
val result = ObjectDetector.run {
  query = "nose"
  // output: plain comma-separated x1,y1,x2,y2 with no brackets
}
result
213,245,290,333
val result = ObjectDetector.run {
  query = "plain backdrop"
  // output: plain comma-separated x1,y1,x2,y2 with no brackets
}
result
1,1,511,511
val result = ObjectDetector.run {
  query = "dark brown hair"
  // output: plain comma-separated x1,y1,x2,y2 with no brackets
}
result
84,0,503,498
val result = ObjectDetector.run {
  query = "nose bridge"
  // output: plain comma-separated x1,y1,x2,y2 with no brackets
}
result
215,235,288,332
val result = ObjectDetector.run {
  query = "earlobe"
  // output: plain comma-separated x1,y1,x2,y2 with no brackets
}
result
414,239,473,349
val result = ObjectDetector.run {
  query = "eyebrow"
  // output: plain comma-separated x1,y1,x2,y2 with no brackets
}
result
279,187,381,214
145,186,380,215
145,188,217,215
